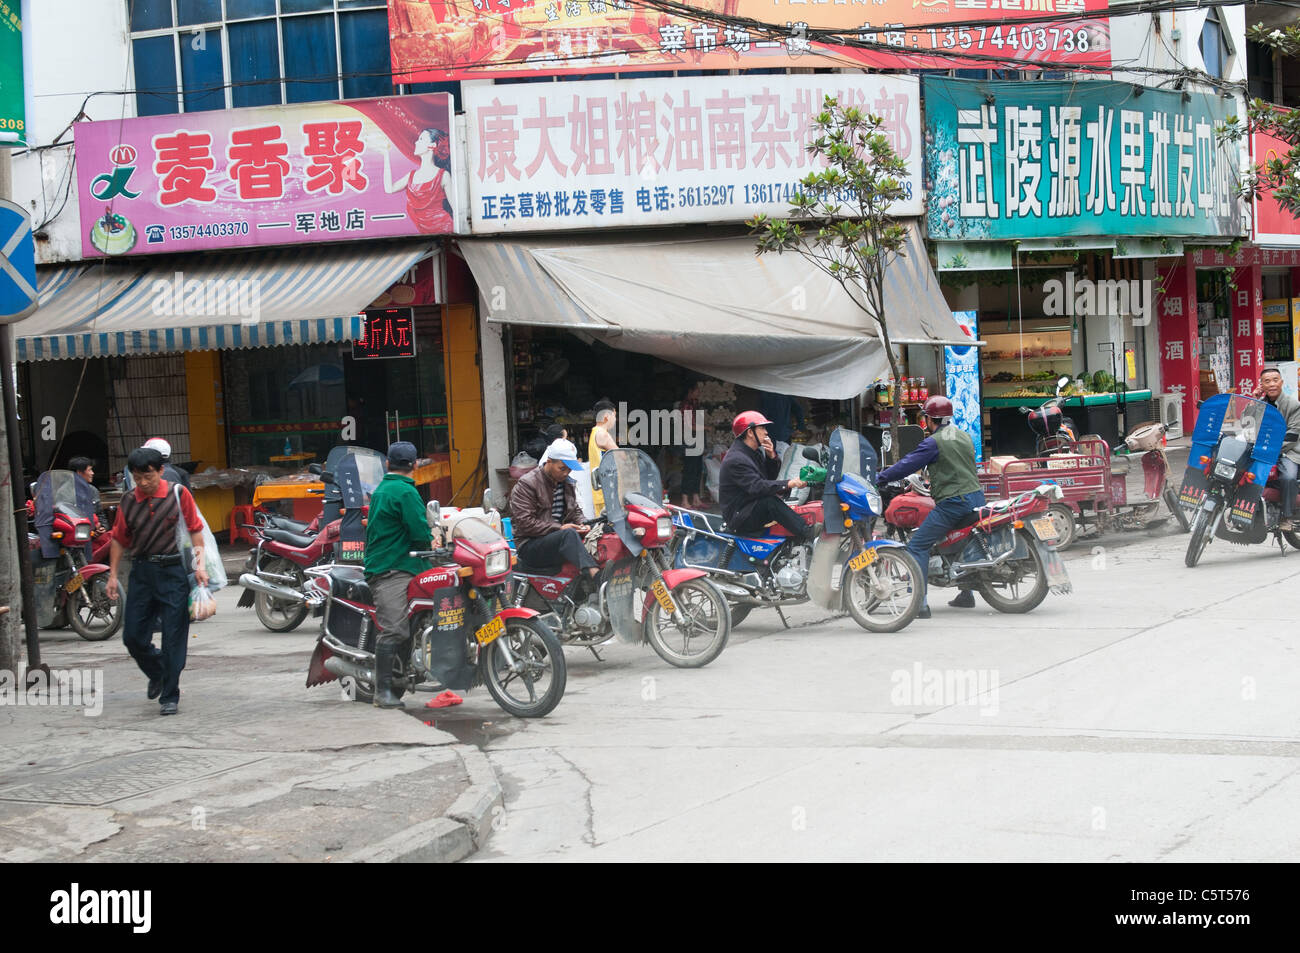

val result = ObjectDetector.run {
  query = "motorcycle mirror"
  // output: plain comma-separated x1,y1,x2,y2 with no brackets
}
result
320,470,335,485
1057,375,1070,389
482,488,494,511
426,500,442,530
801,446,821,462
308,464,322,475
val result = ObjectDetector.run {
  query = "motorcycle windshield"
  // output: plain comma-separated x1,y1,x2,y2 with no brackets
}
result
597,449,662,556
826,428,878,485
1189,393,1286,473
334,449,386,509
450,516,502,544
33,470,96,559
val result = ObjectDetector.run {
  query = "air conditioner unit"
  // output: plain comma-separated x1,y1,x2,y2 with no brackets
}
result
1158,393,1184,440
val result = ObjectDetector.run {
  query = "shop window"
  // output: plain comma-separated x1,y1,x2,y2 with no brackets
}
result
1199,8,1235,81
130,0,173,31
177,0,222,26
132,35,180,117
283,15,340,103
340,10,393,100
230,19,282,108
180,25,225,113
227,0,278,18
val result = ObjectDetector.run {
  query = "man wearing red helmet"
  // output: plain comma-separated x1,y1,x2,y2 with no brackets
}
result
718,411,815,540
876,395,985,618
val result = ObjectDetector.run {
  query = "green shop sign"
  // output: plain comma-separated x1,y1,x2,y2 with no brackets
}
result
923,78,1242,242
0,6,24,147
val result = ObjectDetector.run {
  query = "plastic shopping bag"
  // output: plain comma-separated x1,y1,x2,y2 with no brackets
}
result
190,585,218,621
173,485,229,591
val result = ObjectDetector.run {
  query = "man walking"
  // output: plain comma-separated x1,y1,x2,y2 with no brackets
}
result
106,447,208,715
363,442,432,709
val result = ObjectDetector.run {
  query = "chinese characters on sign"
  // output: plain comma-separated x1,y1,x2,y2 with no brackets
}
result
467,74,923,232
388,0,1111,79
75,95,457,257
925,79,1242,241
354,309,417,359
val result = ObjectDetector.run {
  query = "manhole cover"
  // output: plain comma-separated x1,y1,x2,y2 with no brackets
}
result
0,749,266,806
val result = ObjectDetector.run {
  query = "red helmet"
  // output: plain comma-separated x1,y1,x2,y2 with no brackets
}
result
922,395,954,419
732,411,775,438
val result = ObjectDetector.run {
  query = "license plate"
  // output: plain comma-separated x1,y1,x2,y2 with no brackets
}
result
1202,498,1217,512
475,616,505,646
1031,516,1058,541
651,580,677,614
847,548,877,572
64,573,84,594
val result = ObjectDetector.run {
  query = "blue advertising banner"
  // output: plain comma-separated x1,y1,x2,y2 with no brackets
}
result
944,311,982,463
923,78,1242,242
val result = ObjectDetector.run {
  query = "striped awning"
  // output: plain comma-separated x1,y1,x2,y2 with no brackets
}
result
14,241,438,361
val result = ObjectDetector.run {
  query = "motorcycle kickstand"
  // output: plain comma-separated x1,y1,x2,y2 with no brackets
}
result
775,606,790,629
587,643,604,662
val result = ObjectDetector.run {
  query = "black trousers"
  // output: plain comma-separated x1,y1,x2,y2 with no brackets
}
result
517,529,598,573
730,495,810,538
123,560,190,705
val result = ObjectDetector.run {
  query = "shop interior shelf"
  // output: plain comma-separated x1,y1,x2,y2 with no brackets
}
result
983,356,1073,363
983,390,1152,408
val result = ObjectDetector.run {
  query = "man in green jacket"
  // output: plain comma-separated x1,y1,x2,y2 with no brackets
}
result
365,441,432,708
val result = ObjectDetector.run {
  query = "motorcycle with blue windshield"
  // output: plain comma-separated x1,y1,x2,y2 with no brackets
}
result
670,429,924,633
1179,392,1299,568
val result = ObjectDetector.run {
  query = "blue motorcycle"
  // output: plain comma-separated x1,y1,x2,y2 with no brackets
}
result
669,428,924,632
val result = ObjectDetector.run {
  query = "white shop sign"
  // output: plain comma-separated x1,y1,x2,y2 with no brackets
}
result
465,73,923,233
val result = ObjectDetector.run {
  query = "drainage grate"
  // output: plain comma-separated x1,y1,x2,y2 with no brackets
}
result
0,749,265,806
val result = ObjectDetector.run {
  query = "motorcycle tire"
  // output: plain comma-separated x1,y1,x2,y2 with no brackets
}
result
727,604,753,629
845,548,923,633
68,576,124,641
1045,504,1078,551
481,616,567,718
1283,530,1300,552
254,558,309,633
977,530,1049,614
644,578,731,668
1163,487,1191,534
1185,506,1215,568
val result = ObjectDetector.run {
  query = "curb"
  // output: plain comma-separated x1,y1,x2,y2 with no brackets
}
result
343,745,503,864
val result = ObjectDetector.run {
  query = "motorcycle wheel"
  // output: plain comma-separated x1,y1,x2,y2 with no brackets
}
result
68,576,123,641
1185,506,1215,568
727,604,753,629
254,558,309,632
1283,530,1300,551
1045,504,1077,551
977,530,1049,614
644,578,731,668
845,548,923,633
1163,487,1191,533
481,617,566,718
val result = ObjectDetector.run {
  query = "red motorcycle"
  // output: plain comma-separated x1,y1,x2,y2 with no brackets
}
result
881,481,1072,614
28,471,121,641
292,503,566,718
511,449,731,668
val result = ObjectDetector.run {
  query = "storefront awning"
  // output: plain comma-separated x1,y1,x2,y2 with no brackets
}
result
13,242,438,361
460,222,974,399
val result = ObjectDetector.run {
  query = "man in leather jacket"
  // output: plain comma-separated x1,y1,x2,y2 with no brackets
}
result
510,439,599,591
718,412,812,539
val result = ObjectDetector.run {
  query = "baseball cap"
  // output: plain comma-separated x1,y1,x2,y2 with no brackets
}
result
387,441,418,468
540,438,584,471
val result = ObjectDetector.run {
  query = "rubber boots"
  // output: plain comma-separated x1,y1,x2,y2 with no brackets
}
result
372,641,405,709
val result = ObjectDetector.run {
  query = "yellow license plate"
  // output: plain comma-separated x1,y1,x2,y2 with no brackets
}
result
475,616,505,646
64,574,85,594
651,580,677,614
1031,516,1058,540
847,548,878,572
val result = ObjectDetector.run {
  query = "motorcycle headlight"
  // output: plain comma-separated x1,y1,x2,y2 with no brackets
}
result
74,524,91,542
485,550,509,578
1214,460,1238,479
865,490,882,517
656,516,673,539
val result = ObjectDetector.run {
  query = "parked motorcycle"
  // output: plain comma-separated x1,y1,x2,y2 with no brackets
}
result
880,479,1073,613
295,502,565,717
1179,393,1295,568
28,470,122,640
1023,378,1079,456
512,448,731,667
673,429,924,633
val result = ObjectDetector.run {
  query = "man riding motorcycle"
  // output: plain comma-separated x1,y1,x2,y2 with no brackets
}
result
718,411,815,541
1252,367,1300,532
510,438,600,595
876,396,985,619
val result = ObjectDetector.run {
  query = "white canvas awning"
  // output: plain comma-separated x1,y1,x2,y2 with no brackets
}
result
459,222,974,399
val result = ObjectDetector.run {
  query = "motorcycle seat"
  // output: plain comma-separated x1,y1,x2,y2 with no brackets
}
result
268,516,312,534
264,528,316,549
328,567,371,604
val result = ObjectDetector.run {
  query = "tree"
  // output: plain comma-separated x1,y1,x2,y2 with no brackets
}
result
748,96,910,461
1221,22,1300,218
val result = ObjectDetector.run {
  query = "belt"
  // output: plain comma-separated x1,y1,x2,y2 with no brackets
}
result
143,553,183,566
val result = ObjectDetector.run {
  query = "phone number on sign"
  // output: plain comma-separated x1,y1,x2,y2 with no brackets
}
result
925,25,1094,54
168,222,251,240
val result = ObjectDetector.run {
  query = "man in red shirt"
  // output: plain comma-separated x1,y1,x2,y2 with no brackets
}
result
106,447,209,715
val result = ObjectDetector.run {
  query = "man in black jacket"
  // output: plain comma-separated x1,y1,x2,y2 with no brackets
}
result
718,411,812,538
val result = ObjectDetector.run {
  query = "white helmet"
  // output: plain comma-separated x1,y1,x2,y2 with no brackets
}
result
143,438,172,460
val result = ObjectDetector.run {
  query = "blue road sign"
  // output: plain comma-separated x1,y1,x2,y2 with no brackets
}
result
0,198,37,321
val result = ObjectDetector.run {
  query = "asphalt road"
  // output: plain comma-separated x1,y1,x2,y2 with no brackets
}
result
458,524,1300,862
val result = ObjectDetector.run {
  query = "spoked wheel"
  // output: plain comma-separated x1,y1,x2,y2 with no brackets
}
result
1045,504,1078,551
481,617,566,718
1163,487,1191,533
644,578,731,668
977,531,1049,614
254,558,309,632
1185,506,1216,568
68,576,123,641
1284,530,1300,552
844,548,923,633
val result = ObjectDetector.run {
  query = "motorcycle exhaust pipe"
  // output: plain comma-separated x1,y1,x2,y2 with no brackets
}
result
711,581,765,604
238,572,308,604
323,655,374,684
